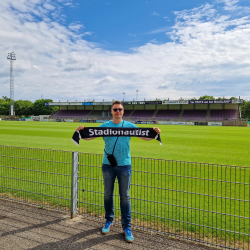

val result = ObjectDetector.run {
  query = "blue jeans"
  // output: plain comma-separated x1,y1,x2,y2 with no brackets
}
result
102,164,131,230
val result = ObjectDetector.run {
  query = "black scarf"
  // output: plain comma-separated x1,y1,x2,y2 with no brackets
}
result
72,127,162,146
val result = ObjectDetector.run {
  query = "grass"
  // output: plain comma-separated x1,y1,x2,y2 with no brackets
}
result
0,120,250,167
0,120,250,247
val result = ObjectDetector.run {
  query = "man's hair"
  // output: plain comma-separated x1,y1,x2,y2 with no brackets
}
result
111,101,123,108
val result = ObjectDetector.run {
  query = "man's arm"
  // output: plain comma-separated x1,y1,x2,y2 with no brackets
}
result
138,127,161,141
139,138,153,141
76,125,96,140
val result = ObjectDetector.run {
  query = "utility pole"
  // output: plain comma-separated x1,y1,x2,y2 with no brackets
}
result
136,90,138,101
123,92,125,101
7,52,16,116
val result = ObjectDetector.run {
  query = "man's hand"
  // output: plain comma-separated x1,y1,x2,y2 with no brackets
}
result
153,127,161,134
139,126,161,141
76,125,85,131
76,125,96,140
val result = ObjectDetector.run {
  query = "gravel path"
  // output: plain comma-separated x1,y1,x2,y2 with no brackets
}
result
0,199,218,250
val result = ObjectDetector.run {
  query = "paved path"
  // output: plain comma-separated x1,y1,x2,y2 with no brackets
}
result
0,199,217,250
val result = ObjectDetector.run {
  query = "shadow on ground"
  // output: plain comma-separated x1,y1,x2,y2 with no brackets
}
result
0,199,216,250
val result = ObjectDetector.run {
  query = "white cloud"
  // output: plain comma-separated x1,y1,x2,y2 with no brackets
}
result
96,76,115,85
147,27,171,35
148,39,160,44
43,3,56,11
68,23,84,32
128,33,137,37
83,31,93,36
152,12,160,16
163,16,170,21
217,0,239,11
63,2,74,7
33,64,43,71
0,0,250,102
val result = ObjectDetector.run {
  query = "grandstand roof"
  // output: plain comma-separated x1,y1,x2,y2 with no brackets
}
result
46,99,243,106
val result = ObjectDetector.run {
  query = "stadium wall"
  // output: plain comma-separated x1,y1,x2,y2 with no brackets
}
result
68,105,75,110
195,104,208,110
133,104,144,110
145,104,156,110
76,106,85,110
182,104,194,110
85,105,93,110
222,120,247,126
224,104,238,109
210,104,224,109
156,105,167,110
93,105,103,110
123,105,133,110
60,105,67,110
168,104,181,110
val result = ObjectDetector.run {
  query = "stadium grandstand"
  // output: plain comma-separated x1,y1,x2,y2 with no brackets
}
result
46,99,246,126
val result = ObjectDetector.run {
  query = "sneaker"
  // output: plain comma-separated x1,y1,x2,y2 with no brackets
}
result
101,221,113,234
124,227,134,243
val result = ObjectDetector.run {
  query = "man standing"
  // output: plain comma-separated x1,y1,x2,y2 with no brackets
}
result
76,101,161,243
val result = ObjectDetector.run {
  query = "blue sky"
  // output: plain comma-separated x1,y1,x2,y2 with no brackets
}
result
0,0,250,102
63,0,215,51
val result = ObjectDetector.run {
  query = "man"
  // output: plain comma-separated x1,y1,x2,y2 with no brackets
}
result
76,101,161,243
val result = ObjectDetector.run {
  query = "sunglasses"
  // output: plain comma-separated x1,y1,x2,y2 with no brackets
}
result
112,108,123,112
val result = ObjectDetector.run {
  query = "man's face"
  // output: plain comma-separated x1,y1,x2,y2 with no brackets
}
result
111,104,124,120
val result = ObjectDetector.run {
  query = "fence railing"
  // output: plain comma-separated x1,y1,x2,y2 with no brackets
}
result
0,145,249,250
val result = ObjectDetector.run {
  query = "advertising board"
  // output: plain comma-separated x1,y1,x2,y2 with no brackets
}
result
135,121,157,124
31,116,40,121
123,101,162,105
93,102,113,105
46,102,83,106
82,102,93,105
158,121,194,125
208,122,222,126
96,120,107,123
162,100,189,105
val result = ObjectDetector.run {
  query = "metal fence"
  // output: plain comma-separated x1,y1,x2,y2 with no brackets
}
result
0,145,249,250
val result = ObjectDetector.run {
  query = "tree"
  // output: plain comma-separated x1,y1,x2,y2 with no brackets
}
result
2,96,10,101
0,98,10,115
241,100,250,119
14,100,33,117
216,97,227,100
198,95,215,100
33,99,59,116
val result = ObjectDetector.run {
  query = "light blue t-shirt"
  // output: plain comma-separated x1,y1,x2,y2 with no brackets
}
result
99,120,138,166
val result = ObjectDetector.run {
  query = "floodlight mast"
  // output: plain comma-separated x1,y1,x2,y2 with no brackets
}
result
7,52,16,116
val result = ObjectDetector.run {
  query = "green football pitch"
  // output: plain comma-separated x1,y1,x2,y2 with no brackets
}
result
0,120,249,167
1,120,250,245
